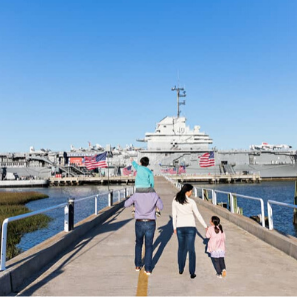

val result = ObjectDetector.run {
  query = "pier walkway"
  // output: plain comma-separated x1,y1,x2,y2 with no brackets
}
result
13,177,297,296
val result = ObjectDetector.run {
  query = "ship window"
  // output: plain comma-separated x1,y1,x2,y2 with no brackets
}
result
163,125,166,128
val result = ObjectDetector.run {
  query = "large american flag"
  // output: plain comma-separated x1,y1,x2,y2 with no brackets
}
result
84,152,108,170
199,152,215,167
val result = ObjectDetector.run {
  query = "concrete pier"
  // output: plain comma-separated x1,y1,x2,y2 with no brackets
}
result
2,176,297,296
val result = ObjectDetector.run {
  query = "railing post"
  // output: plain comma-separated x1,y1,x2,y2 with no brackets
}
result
124,188,127,199
201,188,204,200
212,190,217,205
260,199,265,227
194,187,198,198
68,198,75,231
293,180,297,224
0,219,8,271
108,191,113,207
118,190,121,202
267,201,274,230
95,195,98,215
229,193,235,213
64,204,69,232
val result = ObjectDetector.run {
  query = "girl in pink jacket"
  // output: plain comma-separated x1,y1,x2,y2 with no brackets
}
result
206,216,226,278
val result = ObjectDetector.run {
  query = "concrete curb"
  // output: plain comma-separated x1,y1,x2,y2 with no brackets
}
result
195,198,297,260
0,200,125,296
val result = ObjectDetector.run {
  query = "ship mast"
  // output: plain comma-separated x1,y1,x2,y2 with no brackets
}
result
171,85,186,117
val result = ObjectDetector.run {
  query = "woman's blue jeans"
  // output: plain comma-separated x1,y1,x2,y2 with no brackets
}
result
176,227,196,275
135,220,156,272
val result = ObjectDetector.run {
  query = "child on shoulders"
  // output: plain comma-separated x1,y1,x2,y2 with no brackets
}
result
131,157,161,217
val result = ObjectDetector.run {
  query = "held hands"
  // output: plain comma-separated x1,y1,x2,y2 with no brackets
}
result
173,229,177,234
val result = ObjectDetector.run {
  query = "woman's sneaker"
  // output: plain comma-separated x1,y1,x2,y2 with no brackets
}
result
222,269,226,277
135,267,141,272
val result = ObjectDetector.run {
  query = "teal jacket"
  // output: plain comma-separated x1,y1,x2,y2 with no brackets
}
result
132,160,154,188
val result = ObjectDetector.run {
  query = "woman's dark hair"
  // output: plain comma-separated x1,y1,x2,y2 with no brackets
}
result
175,183,193,205
211,216,223,234
140,157,149,167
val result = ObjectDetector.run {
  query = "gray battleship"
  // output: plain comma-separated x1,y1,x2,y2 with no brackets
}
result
1,87,297,180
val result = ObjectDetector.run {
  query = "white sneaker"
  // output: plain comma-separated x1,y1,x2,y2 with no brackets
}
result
216,274,222,278
145,271,151,275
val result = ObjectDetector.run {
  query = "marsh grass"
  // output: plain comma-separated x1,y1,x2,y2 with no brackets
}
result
0,191,51,259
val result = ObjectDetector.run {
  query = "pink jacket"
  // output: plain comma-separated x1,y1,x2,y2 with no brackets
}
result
205,225,226,253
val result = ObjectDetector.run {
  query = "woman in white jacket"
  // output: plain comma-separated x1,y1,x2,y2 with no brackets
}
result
172,183,207,279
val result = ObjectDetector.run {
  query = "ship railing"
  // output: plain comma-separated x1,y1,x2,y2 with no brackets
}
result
0,186,134,271
267,200,297,231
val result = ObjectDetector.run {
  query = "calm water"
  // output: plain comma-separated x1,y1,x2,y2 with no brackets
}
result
1,181,297,253
0,184,125,252
193,181,297,237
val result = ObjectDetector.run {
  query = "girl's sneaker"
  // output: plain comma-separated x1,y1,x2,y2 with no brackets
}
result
222,269,226,277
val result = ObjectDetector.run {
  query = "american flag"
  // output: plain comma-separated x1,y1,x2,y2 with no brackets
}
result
161,167,177,174
199,152,215,167
178,165,186,174
123,165,132,176
84,152,108,170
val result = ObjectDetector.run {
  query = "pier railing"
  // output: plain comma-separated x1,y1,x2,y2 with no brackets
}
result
193,187,265,227
267,200,297,230
162,174,294,232
0,186,134,271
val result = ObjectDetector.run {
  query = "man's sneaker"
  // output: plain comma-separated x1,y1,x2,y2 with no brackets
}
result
222,269,226,277
216,274,222,279
145,271,151,275
135,267,141,272
156,211,161,217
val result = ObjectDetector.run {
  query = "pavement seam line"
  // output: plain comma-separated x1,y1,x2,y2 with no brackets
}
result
136,244,148,296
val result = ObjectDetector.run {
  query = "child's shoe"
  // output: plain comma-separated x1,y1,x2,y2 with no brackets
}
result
222,269,226,277
156,210,161,217
132,210,135,217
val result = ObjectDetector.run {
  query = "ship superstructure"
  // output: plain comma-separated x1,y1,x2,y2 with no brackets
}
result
138,116,212,151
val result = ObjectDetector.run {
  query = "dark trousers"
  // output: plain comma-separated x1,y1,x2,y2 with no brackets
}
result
135,220,156,272
212,257,226,275
176,227,196,275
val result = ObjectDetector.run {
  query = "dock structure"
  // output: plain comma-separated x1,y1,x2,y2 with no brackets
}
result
49,175,135,186
168,173,261,184
2,176,297,296
48,174,260,187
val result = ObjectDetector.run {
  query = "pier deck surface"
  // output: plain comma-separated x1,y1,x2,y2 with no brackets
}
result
15,177,297,296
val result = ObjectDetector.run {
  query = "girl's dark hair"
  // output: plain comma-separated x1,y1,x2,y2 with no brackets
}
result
175,183,193,205
211,216,223,234
140,157,149,167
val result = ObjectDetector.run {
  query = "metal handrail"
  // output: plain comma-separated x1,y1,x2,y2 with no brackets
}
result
1,203,67,271
0,186,133,271
267,200,297,230
194,187,265,228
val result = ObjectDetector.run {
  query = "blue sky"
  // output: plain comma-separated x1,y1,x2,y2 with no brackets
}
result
1,0,297,152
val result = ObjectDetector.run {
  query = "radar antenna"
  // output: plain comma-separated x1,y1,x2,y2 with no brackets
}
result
171,85,186,117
